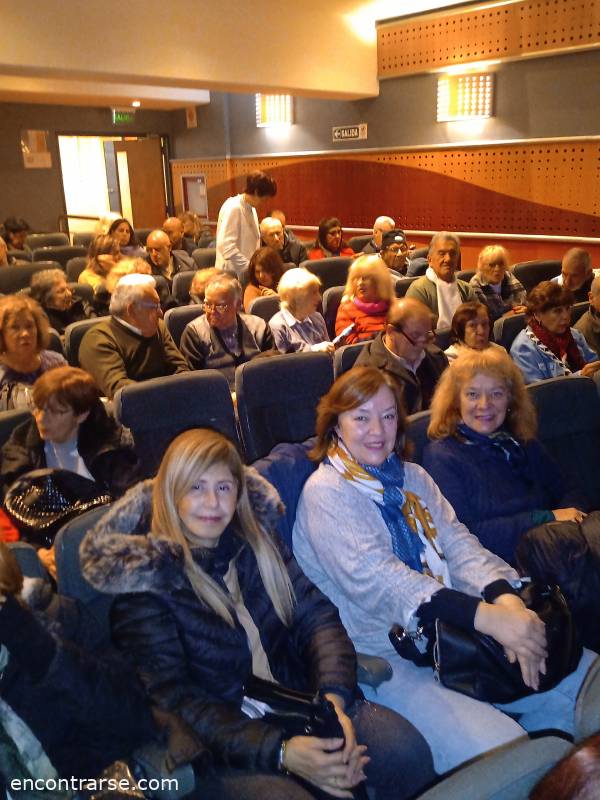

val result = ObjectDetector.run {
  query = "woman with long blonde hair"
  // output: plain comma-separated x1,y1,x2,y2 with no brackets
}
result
81,427,433,800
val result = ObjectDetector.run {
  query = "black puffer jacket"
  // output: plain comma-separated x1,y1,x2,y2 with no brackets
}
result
81,474,358,773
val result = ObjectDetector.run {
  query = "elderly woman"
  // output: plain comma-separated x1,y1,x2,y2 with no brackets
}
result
269,268,333,354
510,281,600,383
30,268,88,335
293,365,597,775
335,255,395,344
79,427,435,800
78,234,121,290
423,348,587,563
309,218,354,260
0,296,66,410
444,301,505,361
107,217,146,258
470,246,527,323
243,247,285,311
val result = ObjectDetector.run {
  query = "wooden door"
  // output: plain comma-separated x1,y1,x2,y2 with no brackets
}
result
114,138,166,228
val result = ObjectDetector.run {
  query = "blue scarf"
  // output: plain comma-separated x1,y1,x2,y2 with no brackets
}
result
457,422,529,477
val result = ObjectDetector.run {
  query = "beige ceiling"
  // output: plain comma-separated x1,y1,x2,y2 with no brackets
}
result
0,0,462,109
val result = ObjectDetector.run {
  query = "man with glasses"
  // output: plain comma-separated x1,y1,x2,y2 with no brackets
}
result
355,297,448,414
180,273,274,389
79,274,189,399
379,229,410,277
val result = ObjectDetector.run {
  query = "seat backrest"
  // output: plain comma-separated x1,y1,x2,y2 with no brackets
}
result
114,371,238,476
71,281,93,303
163,305,205,347
348,234,372,253
72,231,95,248
528,375,600,509
406,410,432,467
235,352,334,462
136,228,153,246
48,328,65,356
172,270,195,305
410,247,428,261
247,294,281,323
456,269,475,282
322,285,345,338
493,312,527,351
66,256,88,283
333,342,366,378
513,259,561,293
192,247,217,268
0,262,61,294
571,301,589,325
395,276,419,297
32,245,87,267
0,408,31,448
9,248,32,262
64,316,110,367
26,232,69,250
301,257,352,291
8,542,49,579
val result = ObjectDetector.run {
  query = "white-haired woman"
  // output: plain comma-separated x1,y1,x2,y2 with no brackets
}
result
269,268,333,354
470,245,527,323
80,428,435,800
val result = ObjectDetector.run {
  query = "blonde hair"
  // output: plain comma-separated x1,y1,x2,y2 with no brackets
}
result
477,245,510,274
343,255,395,302
152,428,295,627
428,348,537,441
105,257,151,294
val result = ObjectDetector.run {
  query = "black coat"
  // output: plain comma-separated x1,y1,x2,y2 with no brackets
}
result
81,476,358,772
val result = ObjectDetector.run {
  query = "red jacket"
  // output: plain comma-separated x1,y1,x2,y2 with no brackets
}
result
309,247,354,260
335,299,388,344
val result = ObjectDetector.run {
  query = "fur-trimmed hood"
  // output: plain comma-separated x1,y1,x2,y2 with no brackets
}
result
81,467,285,596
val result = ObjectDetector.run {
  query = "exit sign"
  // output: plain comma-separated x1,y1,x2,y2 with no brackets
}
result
332,123,367,142
112,108,136,125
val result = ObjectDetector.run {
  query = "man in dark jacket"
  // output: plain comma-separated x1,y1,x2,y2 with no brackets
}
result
575,274,600,356
163,217,196,256
145,229,195,285
361,216,395,254
356,297,448,414
260,217,307,265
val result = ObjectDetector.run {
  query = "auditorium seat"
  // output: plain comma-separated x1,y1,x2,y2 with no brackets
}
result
25,232,69,250
247,294,281,323
456,269,475,282
136,228,153,246
164,305,205,347
322,285,344,338
571,301,589,325
64,317,109,366
410,247,428,261
48,328,65,357
191,247,216,268
348,234,372,253
114,370,238,477
172,270,195,304
235,352,334,462
333,342,365,378
33,245,87,267
513,259,561,293
493,312,527,351
395,276,419,297
0,408,32,448
405,410,431,467
9,248,32,262
72,231,95,248
0,262,62,294
66,256,88,283
8,542,49,580
301,256,352,291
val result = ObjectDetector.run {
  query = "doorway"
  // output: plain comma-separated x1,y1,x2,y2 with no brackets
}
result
58,134,170,233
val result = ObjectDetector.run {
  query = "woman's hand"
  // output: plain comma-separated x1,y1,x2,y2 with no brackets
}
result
283,736,368,798
312,341,335,354
581,361,600,377
474,595,547,690
552,507,587,523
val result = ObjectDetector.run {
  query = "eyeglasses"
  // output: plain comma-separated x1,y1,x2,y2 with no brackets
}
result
391,325,435,346
204,302,230,312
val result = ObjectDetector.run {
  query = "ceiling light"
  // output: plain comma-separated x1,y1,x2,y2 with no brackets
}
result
131,100,141,108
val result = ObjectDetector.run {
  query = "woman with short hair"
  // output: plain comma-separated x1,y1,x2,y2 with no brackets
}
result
444,301,504,361
335,256,395,344
309,218,354,260
243,247,285,311
30,268,88,335
269,268,333,353
470,245,527,323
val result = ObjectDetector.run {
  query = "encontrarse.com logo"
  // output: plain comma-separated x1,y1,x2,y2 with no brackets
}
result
10,776,180,794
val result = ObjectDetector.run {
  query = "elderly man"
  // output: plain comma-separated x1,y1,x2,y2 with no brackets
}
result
355,297,448,414
406,232,476,333
163,216,196,256
180,273,273,389
215,171,277,276
145,229,194,285
79,274,189,399
552,248,599,302
379,229,409,277
362,216,396,254
575,274,600,356
260,216,307,265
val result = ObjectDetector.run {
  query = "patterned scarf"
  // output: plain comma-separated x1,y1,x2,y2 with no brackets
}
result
528,317,585,373
326,438,450,584
457,422,531,481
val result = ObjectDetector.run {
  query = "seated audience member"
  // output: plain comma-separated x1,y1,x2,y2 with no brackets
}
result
180,211,212,246
553,247,599,303
355,297,447,413
335,255,394,344
243,246,285,310
423,348,586,564
379,229,410,277
406,232,476,332
30,268,88,335
0,296,66,409
189,267,220,308
79,234,121,290
309,217,355,260
1,366,139,500
362,216,396,254
180,273,273,389
510,281,600,384
470,245,527,323
293,365,597,775
271,208,298,242
260,216,308,266
269,268,333,354
530,733,600,800
2,217,30,252
575,274,600,356
79,274,189,400
444,301,505,362
90,256,153,317
107,217,146,258
145,229,194,286
80,427,435,800
0,236,16,266
163,216,196,256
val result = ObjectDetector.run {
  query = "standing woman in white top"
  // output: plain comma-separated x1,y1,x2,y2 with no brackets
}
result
215,171,277,276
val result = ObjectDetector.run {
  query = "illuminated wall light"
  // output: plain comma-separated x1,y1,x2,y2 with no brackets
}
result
255,94,294,128
437,72,494,122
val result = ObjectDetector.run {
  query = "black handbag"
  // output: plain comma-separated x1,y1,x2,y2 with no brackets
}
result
3,468,111,548
389,583,581,704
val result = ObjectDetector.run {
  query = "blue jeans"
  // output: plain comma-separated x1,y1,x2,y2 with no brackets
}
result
361,646,597,775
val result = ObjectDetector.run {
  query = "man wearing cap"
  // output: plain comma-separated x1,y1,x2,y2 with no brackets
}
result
379,229,410,277
362,216,395,254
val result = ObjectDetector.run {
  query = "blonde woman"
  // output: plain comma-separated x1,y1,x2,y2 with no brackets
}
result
470,245,527,323
335,255,395,344
269,268,333,353
78,234,121,291
81,428,433,800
